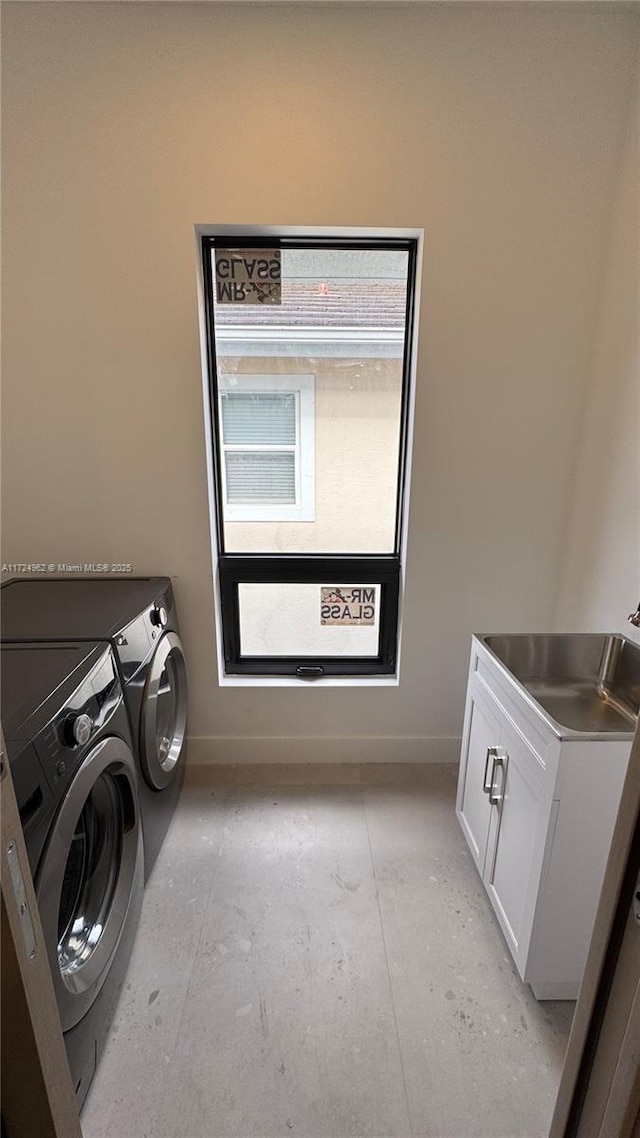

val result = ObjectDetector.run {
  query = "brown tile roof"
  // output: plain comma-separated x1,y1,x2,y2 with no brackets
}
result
214,281,407,329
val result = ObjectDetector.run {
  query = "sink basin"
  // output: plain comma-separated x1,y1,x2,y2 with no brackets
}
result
480,633,640,736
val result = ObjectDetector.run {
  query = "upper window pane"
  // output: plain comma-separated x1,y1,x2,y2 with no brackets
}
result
221,392,296,446
210,245,410,554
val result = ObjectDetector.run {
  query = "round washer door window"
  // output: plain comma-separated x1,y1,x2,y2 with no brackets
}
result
141,631,187,790
58,771,122,978
36,736,142,1032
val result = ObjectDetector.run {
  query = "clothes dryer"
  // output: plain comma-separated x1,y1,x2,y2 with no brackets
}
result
1,577,187,880
1,641,144,1107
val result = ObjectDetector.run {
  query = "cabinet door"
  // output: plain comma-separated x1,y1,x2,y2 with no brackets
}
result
484,724,555,980
456,677,503,878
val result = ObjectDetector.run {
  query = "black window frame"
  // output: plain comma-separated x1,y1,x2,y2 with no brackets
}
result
200,231,419,678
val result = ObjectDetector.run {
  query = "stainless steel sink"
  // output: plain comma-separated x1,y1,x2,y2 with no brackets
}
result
480,633,640,736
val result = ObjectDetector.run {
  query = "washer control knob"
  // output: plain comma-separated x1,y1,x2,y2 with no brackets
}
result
150,605,168,628
66,713,92,747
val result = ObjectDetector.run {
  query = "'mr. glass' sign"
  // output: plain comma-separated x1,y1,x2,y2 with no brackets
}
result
215,249,281,305
321,588,376,626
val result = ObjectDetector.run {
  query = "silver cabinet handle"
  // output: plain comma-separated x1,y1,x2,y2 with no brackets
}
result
483,746,499,794
489,754,506,806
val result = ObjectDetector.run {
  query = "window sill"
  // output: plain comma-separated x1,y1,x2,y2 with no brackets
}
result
217,673,400,688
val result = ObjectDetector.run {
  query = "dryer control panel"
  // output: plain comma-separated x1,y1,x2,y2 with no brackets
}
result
114,613,153,682
114,597,174,682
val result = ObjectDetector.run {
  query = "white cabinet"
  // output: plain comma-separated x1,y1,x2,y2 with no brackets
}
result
456,638,631,1000
457,678,504,876
484,719,557,982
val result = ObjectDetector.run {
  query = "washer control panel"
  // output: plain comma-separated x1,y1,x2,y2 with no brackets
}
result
35,650,120,791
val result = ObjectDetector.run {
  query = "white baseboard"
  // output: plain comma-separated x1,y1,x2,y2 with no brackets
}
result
185,735,461,765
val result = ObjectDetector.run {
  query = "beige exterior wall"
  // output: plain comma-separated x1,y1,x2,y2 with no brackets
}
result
221,355,403,554
2,4,638,759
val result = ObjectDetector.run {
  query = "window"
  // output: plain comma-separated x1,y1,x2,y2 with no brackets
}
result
197,227,421,679
219,375,315,522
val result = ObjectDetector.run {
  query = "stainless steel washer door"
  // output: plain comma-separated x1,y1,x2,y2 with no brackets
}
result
36,736,142,1032
140,631,187,790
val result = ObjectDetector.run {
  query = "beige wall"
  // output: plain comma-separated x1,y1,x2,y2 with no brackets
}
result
555,63,640,645
2,3,638,760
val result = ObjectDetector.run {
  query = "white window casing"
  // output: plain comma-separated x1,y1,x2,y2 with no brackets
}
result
195,225,424,686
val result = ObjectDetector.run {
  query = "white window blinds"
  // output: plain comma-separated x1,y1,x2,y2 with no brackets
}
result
221,392,296,445
221,392,297,504
225,452,296,503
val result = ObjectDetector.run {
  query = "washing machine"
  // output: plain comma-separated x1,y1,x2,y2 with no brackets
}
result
1,640,144,1107
1,577,187,881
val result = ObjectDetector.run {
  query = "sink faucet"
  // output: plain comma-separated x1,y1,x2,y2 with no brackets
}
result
628,603,640,628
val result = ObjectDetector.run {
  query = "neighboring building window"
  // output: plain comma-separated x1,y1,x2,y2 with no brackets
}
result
219,375,315,522
198,228,421,678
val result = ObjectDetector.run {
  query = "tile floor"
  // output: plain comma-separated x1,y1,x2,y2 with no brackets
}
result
81,764,574,1138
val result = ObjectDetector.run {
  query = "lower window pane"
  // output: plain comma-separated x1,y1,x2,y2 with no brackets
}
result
238,583,381,657
225,451,296,504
